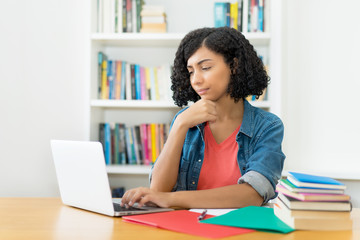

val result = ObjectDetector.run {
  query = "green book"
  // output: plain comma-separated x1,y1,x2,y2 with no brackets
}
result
201,206,294,234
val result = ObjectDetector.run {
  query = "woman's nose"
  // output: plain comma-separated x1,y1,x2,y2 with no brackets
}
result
191,71,203,85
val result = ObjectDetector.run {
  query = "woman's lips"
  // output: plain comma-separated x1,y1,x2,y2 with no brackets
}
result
197,88,209,95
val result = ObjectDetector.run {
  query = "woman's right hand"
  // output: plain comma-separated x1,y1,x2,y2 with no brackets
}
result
176,99,218,128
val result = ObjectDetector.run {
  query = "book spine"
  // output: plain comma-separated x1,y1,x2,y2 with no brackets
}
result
97,0,104,32
140,66,146,100
126,0,132,32
122,0,127,32
124,126,133,164
115,61,122,99
226,2,231,27
104,123,111,165
214,2,227,27
120,60,126,100
98,52,104,98
114,123,120,164
135,64,141,100
140,124,149,165
131,126,140,164
125,62,132,100
150,67,156,100
101,60,108,99
145,67,151,100
153,67,160,100
135,0,142,32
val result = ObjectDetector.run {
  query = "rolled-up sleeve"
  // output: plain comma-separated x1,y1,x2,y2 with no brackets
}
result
238,170,275,203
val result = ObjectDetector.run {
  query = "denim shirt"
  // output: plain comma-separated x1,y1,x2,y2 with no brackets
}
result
150,100,285,203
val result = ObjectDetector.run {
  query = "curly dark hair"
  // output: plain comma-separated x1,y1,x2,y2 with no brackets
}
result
171,27,270,107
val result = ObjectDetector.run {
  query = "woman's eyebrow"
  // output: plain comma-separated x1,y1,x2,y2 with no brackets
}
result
187,59,212,68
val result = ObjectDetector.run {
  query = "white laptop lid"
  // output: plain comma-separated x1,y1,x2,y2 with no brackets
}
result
51,140,115,216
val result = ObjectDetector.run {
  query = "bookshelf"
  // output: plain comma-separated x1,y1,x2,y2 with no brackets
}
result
88,0,282,181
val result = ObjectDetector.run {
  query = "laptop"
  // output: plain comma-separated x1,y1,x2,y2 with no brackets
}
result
50,139,173,217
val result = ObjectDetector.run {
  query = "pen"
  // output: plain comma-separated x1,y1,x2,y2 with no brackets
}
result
198,209,207,221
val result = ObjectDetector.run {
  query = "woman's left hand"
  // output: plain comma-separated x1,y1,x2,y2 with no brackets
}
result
120,187,173,208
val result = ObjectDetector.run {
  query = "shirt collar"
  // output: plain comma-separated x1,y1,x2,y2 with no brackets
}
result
238,100,254,138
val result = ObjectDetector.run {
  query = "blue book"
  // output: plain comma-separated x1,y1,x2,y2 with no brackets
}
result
288,172,346,190
124,126,133,164
214,2,227,27
225,2,230,27
107,60,113,99
134,64,141,100
104,123,111,165
120,61,126,100
258,0,264,32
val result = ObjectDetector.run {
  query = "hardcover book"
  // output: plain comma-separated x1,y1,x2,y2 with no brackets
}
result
277,193,352,212
276,184,350,202
288,172,346,190
274,198,353,230
279,179,344,194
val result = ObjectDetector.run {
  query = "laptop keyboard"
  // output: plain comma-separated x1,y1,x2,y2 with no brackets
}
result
113,203,145,212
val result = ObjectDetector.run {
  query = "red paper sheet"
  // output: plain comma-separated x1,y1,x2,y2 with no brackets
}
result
122,210,254,238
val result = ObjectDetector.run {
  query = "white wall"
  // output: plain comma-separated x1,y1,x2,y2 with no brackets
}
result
282,0,360,206
0,0,89,196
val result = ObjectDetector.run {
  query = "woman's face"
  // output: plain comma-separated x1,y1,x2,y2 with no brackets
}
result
187,46,231,102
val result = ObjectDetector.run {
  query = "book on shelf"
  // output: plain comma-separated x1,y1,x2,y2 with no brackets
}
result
99,122,170,165
97,52,172,101
279,179,345,195
140,5,167,33
287,171,346,190
97,0,144,33
276,184,350,202
214,0,268,32
274,197,353,231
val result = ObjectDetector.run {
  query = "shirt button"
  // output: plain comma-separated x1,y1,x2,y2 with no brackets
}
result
198,159,201,162
192,181,195,185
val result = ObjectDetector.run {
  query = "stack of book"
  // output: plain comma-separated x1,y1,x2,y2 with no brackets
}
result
274,171,353,231
140,5,167,33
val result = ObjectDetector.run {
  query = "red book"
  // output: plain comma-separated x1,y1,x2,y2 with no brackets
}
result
276,185,351,202
123,210,254,238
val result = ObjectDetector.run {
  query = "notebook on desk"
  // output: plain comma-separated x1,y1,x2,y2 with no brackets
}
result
50,140,173,217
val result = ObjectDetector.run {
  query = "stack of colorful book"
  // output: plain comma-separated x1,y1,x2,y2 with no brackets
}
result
274,171,353,231
140,5,167,33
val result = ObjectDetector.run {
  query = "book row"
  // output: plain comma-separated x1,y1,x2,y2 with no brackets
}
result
99,122,170,165
97,0,144,33
98,52,172,101
214,0,269,33
274,172,352,231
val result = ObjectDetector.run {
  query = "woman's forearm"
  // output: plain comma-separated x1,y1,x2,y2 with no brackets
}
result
150,118,189,192
169,183,264,209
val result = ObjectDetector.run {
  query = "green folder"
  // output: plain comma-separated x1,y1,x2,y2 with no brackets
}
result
200,206,294,234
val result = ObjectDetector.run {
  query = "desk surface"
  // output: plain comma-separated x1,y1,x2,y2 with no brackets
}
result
0,198,359,240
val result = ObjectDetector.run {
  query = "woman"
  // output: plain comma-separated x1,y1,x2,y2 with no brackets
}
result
121,27,285,209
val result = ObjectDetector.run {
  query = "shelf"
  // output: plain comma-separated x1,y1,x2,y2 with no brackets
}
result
91,32,271,47
106,165,152,174
91,99,269,109
91,99,179,108
248,100,271,108
91,33,185,47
